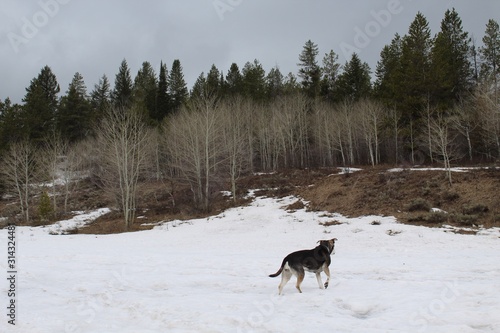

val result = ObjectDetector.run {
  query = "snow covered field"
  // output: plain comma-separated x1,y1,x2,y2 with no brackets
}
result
1,194,500,333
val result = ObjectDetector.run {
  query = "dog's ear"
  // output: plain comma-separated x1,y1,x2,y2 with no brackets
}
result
332,238,338,242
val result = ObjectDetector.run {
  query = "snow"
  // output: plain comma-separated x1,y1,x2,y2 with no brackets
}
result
1,195,500,333
387,166,497,173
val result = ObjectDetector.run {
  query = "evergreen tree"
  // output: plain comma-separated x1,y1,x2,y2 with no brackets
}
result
155,61,170,121
90,74,111,124
396,12,433,124
58,72,91,142
336,53,371,101
480,19,500,92
22,65,60,143
283,72,301,95
133,61,158,119
266,65,284,99
374,34,402,107
206,64,222,97
320,50,341,102
190,72,207,100
0,98,24,150
241,60,266,101
298,40,321,98
431,8,473,108
112,59,133,109
168,59,188,112
225,63,243,96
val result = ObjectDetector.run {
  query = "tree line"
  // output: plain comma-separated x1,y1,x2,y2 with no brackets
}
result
1,10,499,226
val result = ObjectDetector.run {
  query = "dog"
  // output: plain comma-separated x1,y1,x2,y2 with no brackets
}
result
269,238,337,295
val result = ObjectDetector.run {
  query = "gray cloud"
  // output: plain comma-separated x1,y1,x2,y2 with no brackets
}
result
1,0,498,103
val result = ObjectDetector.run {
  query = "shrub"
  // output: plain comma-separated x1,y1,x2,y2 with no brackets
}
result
38,191,54,222
407,198,432,212
463,204,489,215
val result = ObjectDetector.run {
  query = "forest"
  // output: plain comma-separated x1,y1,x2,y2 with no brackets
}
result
1,10,499,228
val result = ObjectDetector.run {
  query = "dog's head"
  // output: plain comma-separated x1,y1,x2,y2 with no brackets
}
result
318,238,337,255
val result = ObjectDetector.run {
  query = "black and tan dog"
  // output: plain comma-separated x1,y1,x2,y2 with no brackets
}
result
269,238,337,295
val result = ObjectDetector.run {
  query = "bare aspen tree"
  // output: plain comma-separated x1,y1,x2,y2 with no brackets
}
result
389,108,402,164
339,101,356,165
451,101,478,161
60,141,87,213
475,86,500,159
358,99,383,166
426,114,461,185
1,140,39,224
166,95,225,211
96,107,153,230
220,97,250,202
39,133,67,215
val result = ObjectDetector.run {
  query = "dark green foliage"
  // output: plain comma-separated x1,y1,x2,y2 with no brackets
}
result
480,19,500,87
320,50,341,102
38,190,54,222
90,74,111,126
241,60,266,101
155,61,170,121
336,53,371,101
225,63,243,96
22,65,60,144
298,40,321,99
112,59,133,109
266,66,284,99
168,59,188,112
374,34,402,107
407,198,432,212
133,61,158,120
58,72,91,142
430,8,473,108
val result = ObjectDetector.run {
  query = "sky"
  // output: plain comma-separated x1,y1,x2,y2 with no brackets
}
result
0,0,499,103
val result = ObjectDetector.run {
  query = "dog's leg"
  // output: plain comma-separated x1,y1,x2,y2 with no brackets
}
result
295,269,305,293
278,263,292,295
315,272,325,289
323,266,331,289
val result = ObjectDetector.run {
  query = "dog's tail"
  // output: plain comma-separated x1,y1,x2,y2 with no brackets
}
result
269,259,286,277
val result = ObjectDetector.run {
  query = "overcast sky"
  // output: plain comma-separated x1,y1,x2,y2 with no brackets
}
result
1,0,499,103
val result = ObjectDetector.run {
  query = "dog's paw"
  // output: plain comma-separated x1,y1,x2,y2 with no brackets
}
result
324,282,329,289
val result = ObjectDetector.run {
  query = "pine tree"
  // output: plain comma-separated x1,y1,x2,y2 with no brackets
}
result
168,59,188,112
206,64,222,97
336,53,371,101
396,12,433,125
480,19,500,93
431,8,473,108
22,65,60,144
58,72,91,142
266,65,284,99
320,50,341,102
90,74,111,124
190,72,207,100
133,61,158,119
298,40,321,98
241,60,266,101
155,61,170,121
374,34,402,107
226,63,243,96
112,59,133,109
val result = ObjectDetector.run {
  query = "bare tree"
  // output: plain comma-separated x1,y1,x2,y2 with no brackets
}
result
474,86,500,159
358,99,383,166
1,140,39,224
166,95,226,211
451,101,478,161
426,114,461,185
95,107,153,230
220,97,251,202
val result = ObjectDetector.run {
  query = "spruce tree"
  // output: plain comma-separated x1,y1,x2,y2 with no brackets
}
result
155,61,170,121
374,34,402,107
22,65,60,143
168,59,188,112
90,74,111,125
336,53,371,101
190,73,207,100
226,63,243,96
206,64,222,97
266,65,284,99
396,12,433,125
241,60,266,101
298,40,321,98
112,59,133,109
480,19,500,92
58,72,91,142
431,8,473,108
133,61,158,119
320,50,341,102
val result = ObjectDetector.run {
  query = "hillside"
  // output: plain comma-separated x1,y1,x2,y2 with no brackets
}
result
1,165,499,234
